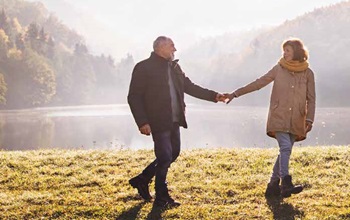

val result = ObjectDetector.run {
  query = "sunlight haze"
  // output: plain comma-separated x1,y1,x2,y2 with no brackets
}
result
2,0,350,151
30,0,347,60
50,0,346,60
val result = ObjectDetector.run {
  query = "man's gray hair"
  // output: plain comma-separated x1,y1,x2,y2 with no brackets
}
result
153,36,169,51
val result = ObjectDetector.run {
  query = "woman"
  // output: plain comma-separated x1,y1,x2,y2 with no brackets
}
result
225,38,316,198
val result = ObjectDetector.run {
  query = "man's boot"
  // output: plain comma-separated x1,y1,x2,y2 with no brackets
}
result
129,174,152,201
265,179,281,197
154,186,180,209
281,175,303,198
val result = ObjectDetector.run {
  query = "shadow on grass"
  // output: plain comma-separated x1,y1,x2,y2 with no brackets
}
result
338,213,350,219
116,202,145,220
146,203,166,220
266,196,305,220
115,200,169,220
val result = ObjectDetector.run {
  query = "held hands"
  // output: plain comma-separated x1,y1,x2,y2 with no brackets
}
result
223,92,236,104
216,92,237,104
139,124,151,136
215,93,227,103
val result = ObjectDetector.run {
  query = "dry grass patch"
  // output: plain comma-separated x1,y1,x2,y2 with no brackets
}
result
0,146,349,219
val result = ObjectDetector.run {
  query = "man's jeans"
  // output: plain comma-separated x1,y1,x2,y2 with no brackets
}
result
271,132,296,181
140,123,180,193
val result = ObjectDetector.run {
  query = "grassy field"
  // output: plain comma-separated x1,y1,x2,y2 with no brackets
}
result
0,146,349,219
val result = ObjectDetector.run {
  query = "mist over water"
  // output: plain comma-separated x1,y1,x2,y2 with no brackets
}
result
0,105,348,151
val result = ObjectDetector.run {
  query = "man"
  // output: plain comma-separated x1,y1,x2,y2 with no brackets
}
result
127,36,225,208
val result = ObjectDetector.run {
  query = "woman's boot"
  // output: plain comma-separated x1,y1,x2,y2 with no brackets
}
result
281,175,303,198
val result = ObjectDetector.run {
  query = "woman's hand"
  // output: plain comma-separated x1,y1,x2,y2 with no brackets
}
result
223,92,236,104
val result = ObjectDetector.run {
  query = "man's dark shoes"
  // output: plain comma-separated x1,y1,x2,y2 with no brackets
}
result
154,191,180,209
281,175,303,198
265,179,281,197
129,175,152,201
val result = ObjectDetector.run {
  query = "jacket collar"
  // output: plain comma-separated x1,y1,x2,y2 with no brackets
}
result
150,52,179,67
150,52,169,63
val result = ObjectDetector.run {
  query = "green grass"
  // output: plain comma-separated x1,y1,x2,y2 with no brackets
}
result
0,146,349,219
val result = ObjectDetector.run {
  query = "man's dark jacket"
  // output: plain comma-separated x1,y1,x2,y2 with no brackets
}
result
128,52,218,133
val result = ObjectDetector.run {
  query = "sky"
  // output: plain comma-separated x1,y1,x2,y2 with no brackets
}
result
50,0,346,60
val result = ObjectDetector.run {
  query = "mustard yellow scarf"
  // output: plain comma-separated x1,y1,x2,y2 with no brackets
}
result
278,58,309,72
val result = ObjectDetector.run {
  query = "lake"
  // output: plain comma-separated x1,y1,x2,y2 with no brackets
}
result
0,104,349,150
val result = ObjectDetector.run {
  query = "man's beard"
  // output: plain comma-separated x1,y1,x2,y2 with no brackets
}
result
169,53,175,61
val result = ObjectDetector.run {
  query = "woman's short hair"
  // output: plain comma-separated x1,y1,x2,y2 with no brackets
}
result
282,38,309,62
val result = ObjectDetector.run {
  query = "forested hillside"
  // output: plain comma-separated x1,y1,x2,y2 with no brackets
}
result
0,0,133,109
0,0,349,109
181,1,350,107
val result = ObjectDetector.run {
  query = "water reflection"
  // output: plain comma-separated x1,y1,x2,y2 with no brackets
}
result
0,105,349,150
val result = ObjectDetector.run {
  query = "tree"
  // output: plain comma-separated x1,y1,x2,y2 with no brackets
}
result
1,0,48,27
26,22,39,40
11,17,22,34
7,47,22,60
20,49,56,107
0,72,7,105
50,53,73,105
107,55,115,67
46,36,55,59
91,54,118,103
43,14,84,49
0,8,11,35
36,27,47,54
114,54,134,102
26,23,47,54
39,27,47,42
74,43,88,55
15,33,25,50
53,52,96,105
26,51,56,106
69,54,96,104
0,29,9,60
116,53,134,88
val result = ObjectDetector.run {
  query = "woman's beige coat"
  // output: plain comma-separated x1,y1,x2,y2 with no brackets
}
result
234,64,316,141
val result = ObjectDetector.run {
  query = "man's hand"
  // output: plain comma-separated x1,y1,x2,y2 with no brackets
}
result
216,93,227,103
306,121,313,133
139,124,152,136
223,92,236,104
